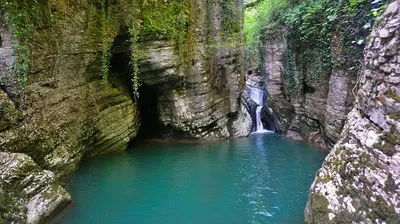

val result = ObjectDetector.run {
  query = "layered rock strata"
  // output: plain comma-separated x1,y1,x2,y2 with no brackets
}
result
0,0,250,222
259,25,357,148
306,2,400,222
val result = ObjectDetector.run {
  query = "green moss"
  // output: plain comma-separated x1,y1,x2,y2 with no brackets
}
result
0,188,24,223
172,88,185,97
374,134,396,156
245,0,389,97
378,96,386,105
385,89,400,103
317,175,332,184
384,174,395,191
308,192,331,223
389,112,400,121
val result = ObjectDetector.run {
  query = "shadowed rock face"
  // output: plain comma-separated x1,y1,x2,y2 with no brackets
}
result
259,29,295,134
305,1,400,222
134,39,252,139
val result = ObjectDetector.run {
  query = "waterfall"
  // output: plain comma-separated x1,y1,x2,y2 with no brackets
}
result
247,86,269,133
255,106,264,132
247,86,264,106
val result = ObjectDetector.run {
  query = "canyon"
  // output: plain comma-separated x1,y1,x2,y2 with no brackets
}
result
0,0,399,223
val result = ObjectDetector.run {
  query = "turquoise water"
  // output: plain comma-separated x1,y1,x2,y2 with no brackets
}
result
58,134,327,224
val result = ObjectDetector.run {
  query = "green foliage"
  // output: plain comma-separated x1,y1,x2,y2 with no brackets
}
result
1,0,37,85
220,0,242,39
1,0,57,86
83,0,199,95
1,0,241,100
140,0,189,39
244,0,289,69
128,0,141,98
244,0,389,97
126,0,198,98
99,0,114,80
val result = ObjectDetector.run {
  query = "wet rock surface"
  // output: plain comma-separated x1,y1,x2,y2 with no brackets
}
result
305,2,400,222
0,152,71,224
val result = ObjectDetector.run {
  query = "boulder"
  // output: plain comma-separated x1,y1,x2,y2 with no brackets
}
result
0,152,71,224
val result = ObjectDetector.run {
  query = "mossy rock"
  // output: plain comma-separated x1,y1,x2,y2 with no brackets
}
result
305,192,331,224
0,90,22,131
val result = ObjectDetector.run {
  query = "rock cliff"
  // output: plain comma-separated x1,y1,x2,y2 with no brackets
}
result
257,26,358,148
305,1,400,222
0,0,250,222
0,0,250,174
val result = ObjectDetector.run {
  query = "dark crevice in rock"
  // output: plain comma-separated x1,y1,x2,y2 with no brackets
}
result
135,85,164,139
303,83,316,94
260,106,276,131
109,51,134,98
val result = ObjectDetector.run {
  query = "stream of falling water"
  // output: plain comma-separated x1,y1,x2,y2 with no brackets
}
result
247,86,270,133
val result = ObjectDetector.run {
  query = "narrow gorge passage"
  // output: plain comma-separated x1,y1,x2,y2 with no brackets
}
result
0,0,399,223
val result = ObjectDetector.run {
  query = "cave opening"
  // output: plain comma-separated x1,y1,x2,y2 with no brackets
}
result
109,58,164,140
109,35,164,140
136,85,165,139
109,50,133,98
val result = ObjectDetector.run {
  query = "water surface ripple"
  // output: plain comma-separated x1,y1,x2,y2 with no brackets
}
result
59,133,327,224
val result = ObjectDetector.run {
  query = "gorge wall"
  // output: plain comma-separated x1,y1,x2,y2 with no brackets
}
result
258,27,358,148
0,0,250,222
306,1,400,222
254,5,371,149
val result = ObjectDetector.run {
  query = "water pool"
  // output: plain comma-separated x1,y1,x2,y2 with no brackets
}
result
58,133,327,224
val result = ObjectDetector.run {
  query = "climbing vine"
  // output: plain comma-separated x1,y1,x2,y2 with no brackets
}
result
127,0,200,98
1,0,58,86
220,0,242,43
1,0,242,100
1,0,37,85
99,0,114,80
283,42,296,97
128,0,141,98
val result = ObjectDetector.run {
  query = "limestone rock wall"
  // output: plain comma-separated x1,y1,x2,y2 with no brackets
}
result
259,26,357,148
135,38,251,139
0,0,249,222
112,1,250,140
260,29,294,134
0,0,248,176
305,1,400,222
0,7,139,176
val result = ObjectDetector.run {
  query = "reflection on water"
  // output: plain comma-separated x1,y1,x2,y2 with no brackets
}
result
59,134,327,224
